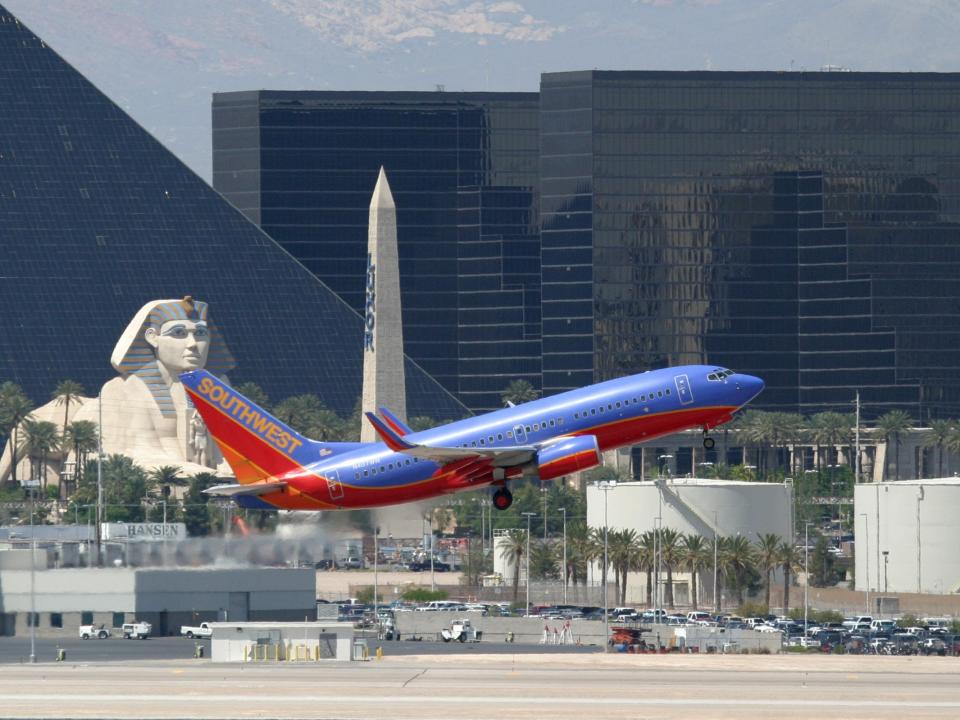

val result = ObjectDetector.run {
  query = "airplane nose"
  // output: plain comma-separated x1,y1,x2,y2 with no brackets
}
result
736,374,765,399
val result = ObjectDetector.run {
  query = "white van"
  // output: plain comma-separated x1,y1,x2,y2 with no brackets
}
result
922,617,951,630
417,600,462,612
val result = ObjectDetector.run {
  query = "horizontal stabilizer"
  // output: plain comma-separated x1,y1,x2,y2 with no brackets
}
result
365,411,538,467
203,481,287,497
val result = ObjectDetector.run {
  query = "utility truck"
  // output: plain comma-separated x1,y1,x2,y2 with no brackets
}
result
180,622,213,639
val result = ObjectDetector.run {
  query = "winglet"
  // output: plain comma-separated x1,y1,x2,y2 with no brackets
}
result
364,412,414,452
378,406,413,436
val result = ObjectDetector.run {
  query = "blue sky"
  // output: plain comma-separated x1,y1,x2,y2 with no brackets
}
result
6,1,959,180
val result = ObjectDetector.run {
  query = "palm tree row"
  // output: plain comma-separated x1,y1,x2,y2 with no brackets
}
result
503,523,805,612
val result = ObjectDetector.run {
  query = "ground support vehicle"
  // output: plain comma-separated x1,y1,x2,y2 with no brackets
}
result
122,621,152,639
78,624,110,639
440,619,482,643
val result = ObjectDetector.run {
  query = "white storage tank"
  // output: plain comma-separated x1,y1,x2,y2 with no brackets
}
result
854,479,960,595
586,479,792,605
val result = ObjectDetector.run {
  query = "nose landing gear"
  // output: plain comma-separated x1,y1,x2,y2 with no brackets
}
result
492,487,513,511
702,429,715,450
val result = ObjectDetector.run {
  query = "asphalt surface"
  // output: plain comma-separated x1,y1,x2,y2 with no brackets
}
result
0,636,597,663
0,654,958,719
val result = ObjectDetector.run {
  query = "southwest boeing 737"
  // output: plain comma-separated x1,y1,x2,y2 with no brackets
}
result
180,366,763,512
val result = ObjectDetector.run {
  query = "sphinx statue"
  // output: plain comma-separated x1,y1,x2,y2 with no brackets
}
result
0,297,235,484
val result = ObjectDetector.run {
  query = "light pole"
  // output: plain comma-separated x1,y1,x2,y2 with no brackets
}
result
804,522,814,634
424,513,436,592
373,526,380,624
522,512,536,616
561,507,567,605
882,549,889,597
595,481,616,652
541,487,548,541
26,478,39,663
96,391,103,567
860,513,870,615
713,510,719,613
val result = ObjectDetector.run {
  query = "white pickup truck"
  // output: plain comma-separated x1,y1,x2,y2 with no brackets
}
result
180,622,213,639
78,624,110,639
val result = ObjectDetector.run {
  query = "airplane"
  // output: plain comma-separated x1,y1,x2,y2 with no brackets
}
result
180,365,763,512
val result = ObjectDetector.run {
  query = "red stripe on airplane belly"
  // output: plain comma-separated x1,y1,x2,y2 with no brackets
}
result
589,406,736,451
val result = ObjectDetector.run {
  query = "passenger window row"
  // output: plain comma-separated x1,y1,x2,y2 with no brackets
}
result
571,388,672,421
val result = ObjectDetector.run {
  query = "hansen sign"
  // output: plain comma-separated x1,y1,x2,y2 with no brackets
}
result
101,522,187,542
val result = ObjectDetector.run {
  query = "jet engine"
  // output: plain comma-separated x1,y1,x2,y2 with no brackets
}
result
530,434,602,482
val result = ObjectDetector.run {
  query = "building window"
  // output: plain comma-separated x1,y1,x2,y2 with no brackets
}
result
81,611,93,625
112,612,124,628
27,612,40,628
50,613,63,628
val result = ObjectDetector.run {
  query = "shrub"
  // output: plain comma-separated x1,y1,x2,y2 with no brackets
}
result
401,588,448,603
897,613,919,629
737,601,769,618
355,586,374,604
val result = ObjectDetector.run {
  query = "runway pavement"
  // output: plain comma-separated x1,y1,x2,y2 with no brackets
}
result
0,653,959,719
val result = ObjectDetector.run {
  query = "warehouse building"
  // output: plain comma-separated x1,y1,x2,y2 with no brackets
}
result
0,564,316,637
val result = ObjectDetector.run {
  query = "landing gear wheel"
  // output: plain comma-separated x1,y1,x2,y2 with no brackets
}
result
492,488,513,511
703,437,715,450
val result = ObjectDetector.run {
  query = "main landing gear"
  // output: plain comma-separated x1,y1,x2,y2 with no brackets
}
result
702,429,715,450
492,487,513,511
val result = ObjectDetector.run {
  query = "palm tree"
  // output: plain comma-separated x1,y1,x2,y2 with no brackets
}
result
565,523,595,585
681,534,711,610
608,529,639,605
719,535,755,606
51,379,86,480
777,541,802,615
755,533,782,611
638,530,656,607
63,420,98,486
924,419,954,478
876,410,913,480
501,379,538,406
659,527,682,608
19,419,60,490
498,528,527,602
809,412,852,470
147,465,186,508
0,382,34,485
530,539,559,580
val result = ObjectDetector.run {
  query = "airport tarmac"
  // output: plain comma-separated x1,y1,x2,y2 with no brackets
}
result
0,653,958,719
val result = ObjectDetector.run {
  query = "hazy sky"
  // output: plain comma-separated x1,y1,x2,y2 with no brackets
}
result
6,0,959,180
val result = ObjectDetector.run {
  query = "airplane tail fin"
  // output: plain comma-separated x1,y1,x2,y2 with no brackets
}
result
181,370,340,483
378,406,413,436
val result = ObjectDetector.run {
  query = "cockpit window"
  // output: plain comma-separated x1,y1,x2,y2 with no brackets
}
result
707,368,735,381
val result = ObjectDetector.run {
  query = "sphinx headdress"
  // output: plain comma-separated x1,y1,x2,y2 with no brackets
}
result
111,297,236,418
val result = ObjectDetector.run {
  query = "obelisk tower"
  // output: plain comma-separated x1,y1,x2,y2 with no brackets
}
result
361,167,407,442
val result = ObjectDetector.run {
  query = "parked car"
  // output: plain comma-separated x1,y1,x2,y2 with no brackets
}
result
842,616,873,631
339,557,363,569
121,621,152,640
78,624,110,640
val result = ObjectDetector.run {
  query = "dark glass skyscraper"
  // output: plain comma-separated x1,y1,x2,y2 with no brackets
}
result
213,91,541,413
541,70,960,419
0,6,465,421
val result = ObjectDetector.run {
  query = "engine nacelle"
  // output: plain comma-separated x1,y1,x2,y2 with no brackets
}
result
533,435,602,482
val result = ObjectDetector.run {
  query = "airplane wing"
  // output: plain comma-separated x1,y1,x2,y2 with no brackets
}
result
364,412,537,467
203,481,288,497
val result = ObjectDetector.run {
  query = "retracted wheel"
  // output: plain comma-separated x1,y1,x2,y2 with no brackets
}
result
492,487,513,511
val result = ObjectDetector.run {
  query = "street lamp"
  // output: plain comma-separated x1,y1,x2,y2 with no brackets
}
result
521,512,536,616
541,487,548,541
882,550,889,595
860,513,870,615
595,480,616,652
804,522,814,635
713,510,720,613
561,507,567,605
25,478,39,663
373,526,380,623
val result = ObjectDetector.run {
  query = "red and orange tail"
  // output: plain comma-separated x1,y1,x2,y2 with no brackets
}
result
181,370,317,484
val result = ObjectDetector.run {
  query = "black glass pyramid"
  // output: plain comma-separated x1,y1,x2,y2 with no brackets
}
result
0,6,465,420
